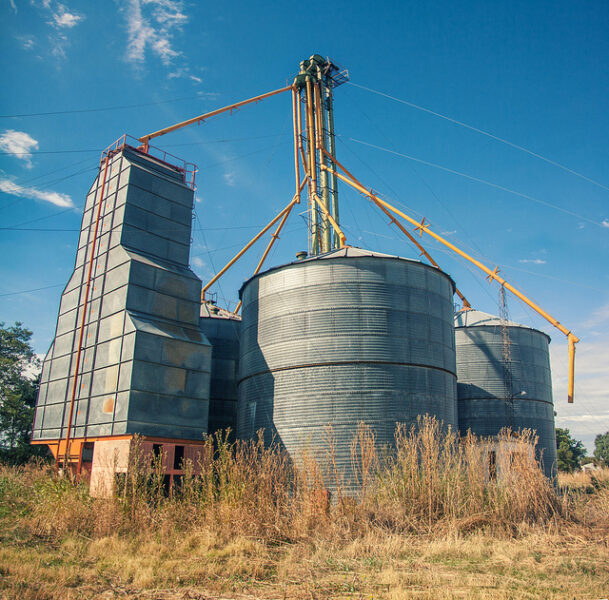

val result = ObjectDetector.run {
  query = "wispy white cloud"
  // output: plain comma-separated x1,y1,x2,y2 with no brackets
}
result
168,67,200,80
9,0,17,13
49,33,69,59
192,257,205,268
583,302,609,329
147,0,188,27
197,91,219,100
27,1,85,59
122,0,187,66
601,219,609,228
0,178,74,208
223,171,236,187
151,36,179,63
51,9,84,29
518,258,546,265
17,35,36,50
0,130,39,168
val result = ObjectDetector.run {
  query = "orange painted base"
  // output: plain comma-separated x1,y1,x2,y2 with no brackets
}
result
32,435,211,494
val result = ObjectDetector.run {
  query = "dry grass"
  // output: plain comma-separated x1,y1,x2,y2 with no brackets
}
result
1,418,608,599
558,467,609,490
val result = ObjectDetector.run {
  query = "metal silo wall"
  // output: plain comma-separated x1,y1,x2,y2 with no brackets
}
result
32,148,212,443
455,325,557,478
200,316,240,441
237,255,458,492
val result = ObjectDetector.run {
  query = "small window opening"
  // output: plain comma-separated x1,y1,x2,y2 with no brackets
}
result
151,443,163,465
163,474,171,497
81,442,95,463
173,445,185,471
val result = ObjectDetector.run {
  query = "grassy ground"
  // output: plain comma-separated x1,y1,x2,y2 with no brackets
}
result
1,425,608,599
2,526,608,599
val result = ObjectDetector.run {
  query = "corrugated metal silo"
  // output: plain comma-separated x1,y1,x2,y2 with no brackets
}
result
237,247,458,491
455,309,557,478
200,302,241,441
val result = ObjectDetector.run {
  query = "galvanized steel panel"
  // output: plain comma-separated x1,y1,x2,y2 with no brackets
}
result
32,147,212,443
200,311,241,441
237,250,457,492
455,310,557,478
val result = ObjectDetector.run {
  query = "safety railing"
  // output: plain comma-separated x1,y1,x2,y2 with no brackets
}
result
100,134,198,190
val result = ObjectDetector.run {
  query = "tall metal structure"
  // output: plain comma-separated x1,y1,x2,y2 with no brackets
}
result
32,137,212,480
134,56,579,403
293,55,348,255
31,55,582,491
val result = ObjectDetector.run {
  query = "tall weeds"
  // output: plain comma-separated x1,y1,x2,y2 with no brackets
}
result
1,417,606,547
366,416,559,534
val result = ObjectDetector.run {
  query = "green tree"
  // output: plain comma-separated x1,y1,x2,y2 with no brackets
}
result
555,427,587,472
593,432,609,467
0,322,49,464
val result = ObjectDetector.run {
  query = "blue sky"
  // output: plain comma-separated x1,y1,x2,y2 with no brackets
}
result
1,0,608,451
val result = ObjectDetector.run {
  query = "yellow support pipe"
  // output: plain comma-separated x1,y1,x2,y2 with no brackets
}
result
376,202,471,309
233,207,292,315
201,192,300,302
323,162,579,403
233,183,304,315
296,88,309,176
320,148,470,307
139,85,294,145
305,78,319,254
312,192,346,248
251,179,306,275
291,88,302,203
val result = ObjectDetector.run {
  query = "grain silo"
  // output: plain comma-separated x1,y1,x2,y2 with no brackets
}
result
237,247,458,491
28,56,579,496
200,302,241,441
455,309,557,478
32,139,212,493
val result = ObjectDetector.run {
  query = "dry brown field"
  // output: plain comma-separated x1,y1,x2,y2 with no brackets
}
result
1,421,608,599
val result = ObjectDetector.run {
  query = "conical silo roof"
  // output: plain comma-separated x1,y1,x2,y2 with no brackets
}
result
455,309,549,340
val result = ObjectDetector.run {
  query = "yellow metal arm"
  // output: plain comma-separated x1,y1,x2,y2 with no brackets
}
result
312,192,347,248
323,161,579,403
233,179,306,314
377,202,471,309
201,190,301,302
139,85,294,145
320,149,470,309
